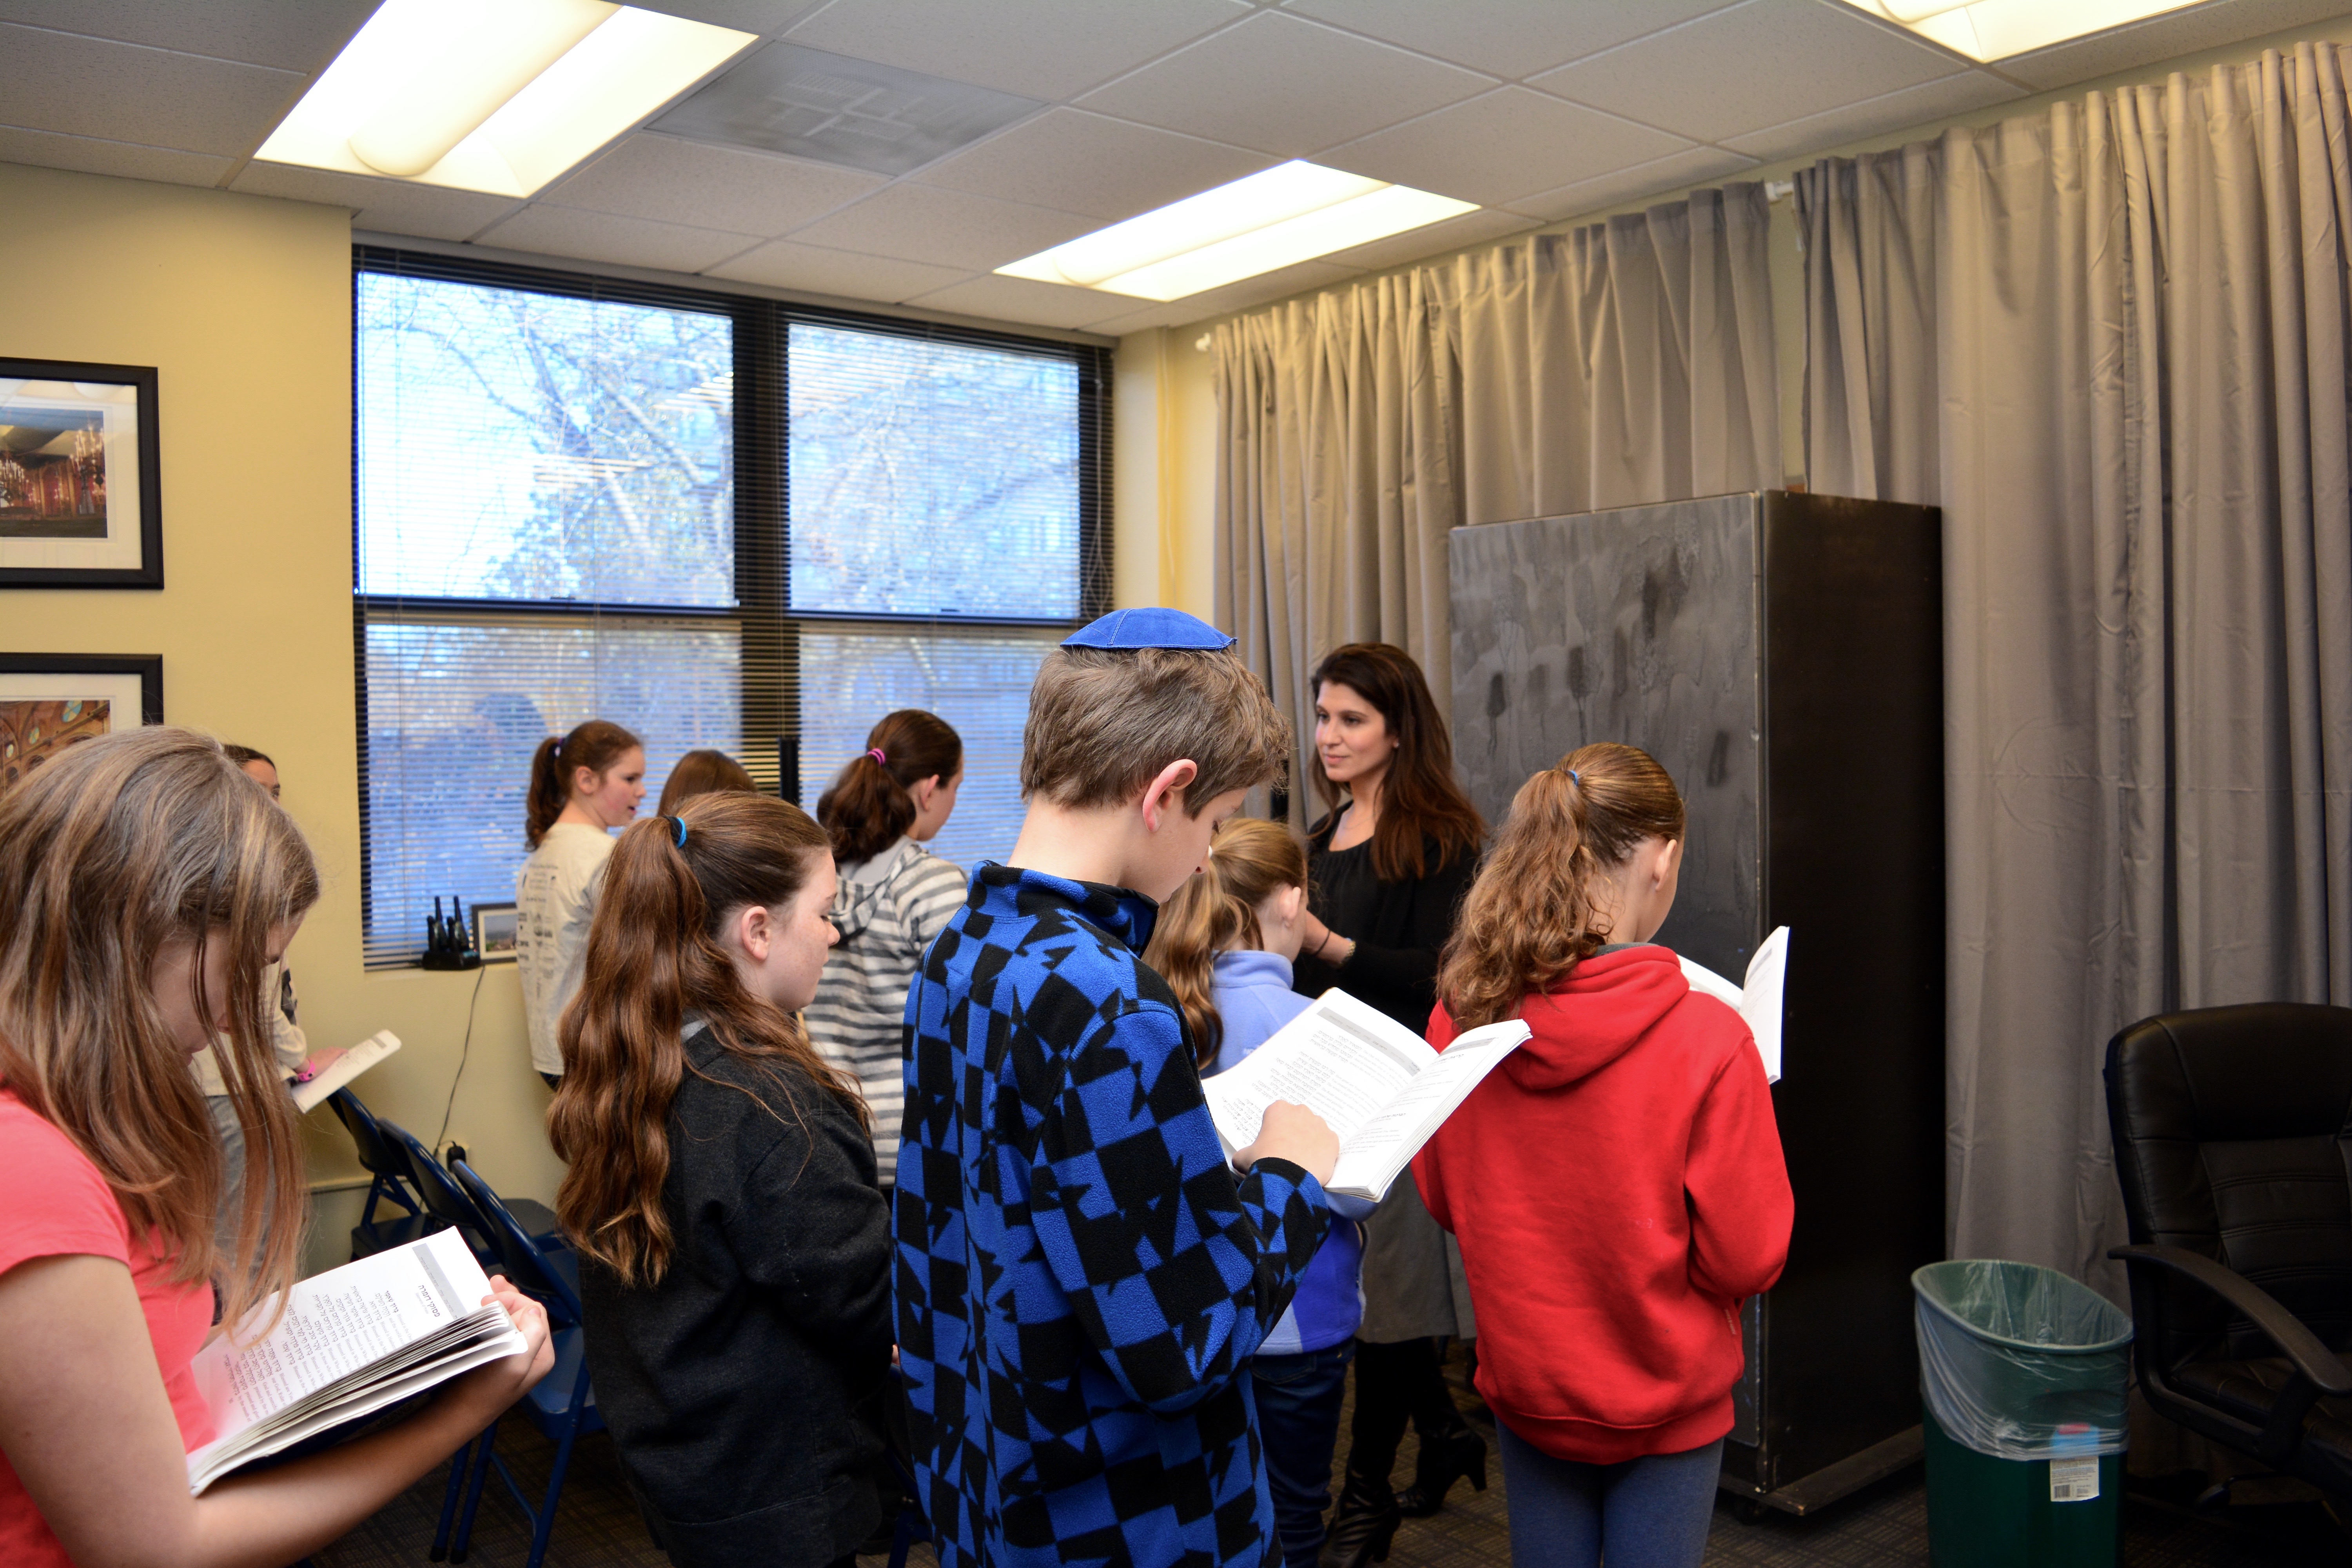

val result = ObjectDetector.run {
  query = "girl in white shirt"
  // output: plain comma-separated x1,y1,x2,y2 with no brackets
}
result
517,719,644,1086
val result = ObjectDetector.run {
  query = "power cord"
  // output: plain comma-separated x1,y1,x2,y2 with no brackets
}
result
433,963,488,1154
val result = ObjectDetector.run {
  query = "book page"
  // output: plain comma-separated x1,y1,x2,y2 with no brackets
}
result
1327,1020,1529,1200
292,1029,401,1114
1201,990,1435,1158
1676,926,1789,1083
189,1228,491,1443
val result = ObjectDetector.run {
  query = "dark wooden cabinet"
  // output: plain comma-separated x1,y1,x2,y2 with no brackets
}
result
1448,490,1945,1514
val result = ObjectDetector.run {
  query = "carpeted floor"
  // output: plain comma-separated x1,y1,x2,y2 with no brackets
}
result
314,1349,2345,1568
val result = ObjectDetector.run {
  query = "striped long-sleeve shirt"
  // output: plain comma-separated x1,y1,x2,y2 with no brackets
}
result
804,837,967,1182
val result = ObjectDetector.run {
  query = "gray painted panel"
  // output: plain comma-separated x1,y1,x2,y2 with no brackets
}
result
1448,494,1764,977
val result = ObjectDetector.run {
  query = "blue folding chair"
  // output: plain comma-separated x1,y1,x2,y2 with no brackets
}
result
323,1090,430,1259
379,1120,500,1272
438,1158,599,1568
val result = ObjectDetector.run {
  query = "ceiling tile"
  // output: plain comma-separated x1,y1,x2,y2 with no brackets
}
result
628,0,828,37
704,238,972,301
913,110,1270,221
540,133,883,236
1991,0,2352,92
784,183,1098,269
0,22,305,156
1321,87,1691,206
1505,145,1760,224
1530,0,1961,145
1723,69,2023,162
1280,0,1742,80
475,206,764,274
0,125,230,187
783,0,1249,100
1084,300,1229,336
906,274,1141,331
1317,205,1538,271
0,0,377,72
1076,11,1494,157
1141,257,1364,321
231,161,523,240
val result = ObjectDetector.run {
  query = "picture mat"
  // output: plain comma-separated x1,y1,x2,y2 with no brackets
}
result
0,378,143,572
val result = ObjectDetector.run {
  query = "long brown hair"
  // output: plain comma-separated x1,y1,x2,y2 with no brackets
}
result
0,728,318,1327
655,748,755,815
549,790,867,1288
526,719,641,849
1142,820,1309,1071
816,710,963,864
1437,743,1686,1030
1309,643,1483,881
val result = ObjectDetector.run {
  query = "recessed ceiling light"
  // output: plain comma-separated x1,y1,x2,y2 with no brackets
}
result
1842,0,2202,62
998,162,1478,302
254,0,756,198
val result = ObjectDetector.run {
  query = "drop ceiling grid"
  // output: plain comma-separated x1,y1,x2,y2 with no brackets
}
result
0,0,2331,332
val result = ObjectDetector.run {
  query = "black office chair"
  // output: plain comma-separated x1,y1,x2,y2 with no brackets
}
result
2104,1002,2352,1508
324,1089,432,1259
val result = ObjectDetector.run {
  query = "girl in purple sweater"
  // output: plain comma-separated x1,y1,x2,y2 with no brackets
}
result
1145,819,1377,1568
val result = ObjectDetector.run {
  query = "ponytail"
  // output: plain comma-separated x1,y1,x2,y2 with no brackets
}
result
526,719,642,849
550,790,862,1287
1437,742,1685,1030
1141,818,1308,1072
816,710,963,864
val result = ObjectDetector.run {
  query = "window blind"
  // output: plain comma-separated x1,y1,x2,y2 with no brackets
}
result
355,248,1107,968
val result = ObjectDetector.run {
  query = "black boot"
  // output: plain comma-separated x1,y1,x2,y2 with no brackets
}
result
1394,1421,1488,1517
1317,1467,1401,1568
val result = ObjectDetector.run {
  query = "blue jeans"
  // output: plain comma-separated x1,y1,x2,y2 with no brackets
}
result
1253,1342,1355,1568
1496,1418,1722,1568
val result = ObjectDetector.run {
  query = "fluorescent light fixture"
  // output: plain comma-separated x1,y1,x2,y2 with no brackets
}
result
998,162,1479,301
254,0,756,197
1842,0,2202,62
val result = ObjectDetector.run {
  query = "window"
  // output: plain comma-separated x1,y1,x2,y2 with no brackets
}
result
355,250,1108,968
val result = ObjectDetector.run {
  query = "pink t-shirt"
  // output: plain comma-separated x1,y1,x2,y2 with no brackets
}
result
0,1089,217,1566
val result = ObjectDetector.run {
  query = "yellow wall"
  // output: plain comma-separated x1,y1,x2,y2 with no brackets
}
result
0,163,565,1270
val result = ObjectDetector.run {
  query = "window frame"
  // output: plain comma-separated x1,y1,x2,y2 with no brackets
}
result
352,245,1112,967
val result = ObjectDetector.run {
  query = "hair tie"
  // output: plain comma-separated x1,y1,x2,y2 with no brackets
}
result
666,814,688,849
1566,768,1582,786
867,747,887,766
551,736,563,757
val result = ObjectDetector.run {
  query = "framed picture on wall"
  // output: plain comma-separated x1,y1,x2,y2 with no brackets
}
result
0,653,163,791
0,359,163,589
471,900,519,963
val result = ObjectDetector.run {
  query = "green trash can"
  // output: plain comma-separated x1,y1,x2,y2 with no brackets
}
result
1913,1260,2133,1567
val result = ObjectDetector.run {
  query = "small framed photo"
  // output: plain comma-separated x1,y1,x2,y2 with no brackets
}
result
0,359,163,589
0,653,163,792
472,900,520,963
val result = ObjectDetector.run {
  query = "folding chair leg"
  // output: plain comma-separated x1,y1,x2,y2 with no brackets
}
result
427,1436,473,1561
525,1416,583,1568
449,1421,499,1564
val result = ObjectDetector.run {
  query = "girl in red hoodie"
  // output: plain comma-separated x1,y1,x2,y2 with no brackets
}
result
1412,742,1791,1568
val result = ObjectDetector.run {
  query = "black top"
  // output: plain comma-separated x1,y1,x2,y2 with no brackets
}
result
578,1024,895,1568
1292,814,1480,1035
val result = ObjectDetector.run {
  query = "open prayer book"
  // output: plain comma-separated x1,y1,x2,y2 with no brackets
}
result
1202,989,1532,1203
1677,926,1791,1083
290,1028,400,1114
184,1229,526,1494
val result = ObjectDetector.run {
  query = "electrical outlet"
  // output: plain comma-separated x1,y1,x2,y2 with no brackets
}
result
438,1137,468,1166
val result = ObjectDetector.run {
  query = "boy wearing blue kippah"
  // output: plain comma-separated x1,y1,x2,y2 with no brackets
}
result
897,608,1339,1568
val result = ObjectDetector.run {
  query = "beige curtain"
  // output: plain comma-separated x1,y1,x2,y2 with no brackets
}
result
1798,43,2352,1297
1214,186,1781,813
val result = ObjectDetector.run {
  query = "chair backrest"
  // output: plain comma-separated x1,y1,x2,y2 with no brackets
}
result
2105,1002,2352,1364
449,1157,582,1326
379,1117,495,1260
328,1089,412,1190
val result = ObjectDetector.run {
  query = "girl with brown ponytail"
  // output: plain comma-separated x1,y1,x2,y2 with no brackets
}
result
549,789,893,1568
516,719,643,1085
805,710,967,1185
1142,818,1378,1568
1414,744,1791,1568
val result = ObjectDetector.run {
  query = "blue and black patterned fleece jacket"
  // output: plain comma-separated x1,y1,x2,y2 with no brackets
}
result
895,863,1331,1568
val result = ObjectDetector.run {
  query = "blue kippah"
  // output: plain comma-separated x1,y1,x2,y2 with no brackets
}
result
1061,607,1234,651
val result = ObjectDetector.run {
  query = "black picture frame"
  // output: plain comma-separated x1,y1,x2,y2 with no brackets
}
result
0,358,163,589
472,900,519,964
0,653,164,792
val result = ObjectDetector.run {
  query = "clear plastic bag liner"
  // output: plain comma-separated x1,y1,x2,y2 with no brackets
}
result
1913,1260,2133,1461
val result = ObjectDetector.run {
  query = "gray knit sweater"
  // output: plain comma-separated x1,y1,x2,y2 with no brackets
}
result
804,838,967,1182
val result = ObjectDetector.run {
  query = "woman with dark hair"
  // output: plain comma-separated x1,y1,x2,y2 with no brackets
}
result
1291,642,1488,1568
805,710,966,1186
516,719,644,1087
655,749,757,815
549,790,891,1568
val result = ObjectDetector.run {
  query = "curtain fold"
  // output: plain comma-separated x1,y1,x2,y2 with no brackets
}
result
1214,185,1782,809
1798,44,2352,1297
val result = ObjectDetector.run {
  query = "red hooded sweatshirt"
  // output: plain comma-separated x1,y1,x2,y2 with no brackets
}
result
1414,944,1792,1465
